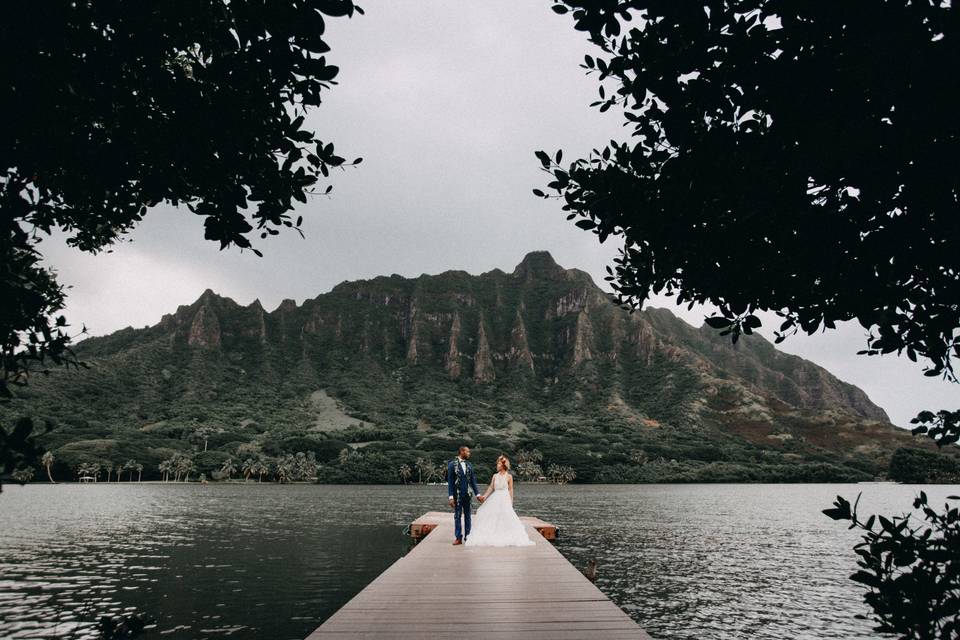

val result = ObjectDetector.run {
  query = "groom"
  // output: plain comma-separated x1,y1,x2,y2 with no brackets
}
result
447,445,484,545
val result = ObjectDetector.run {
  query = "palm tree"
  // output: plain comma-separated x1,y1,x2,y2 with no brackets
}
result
123,459,138,481
289,453,302,481
547,464,560,484
104,463,113,483
255,460,269,483
517,461,543,482
398,464,412,484
546,465,577,485
158,459,171,482
241,458,256,481
170,455,187,481
221,458,237,480
12,467,35,483
135,463,143,481
77,462,97,482
516,449,543,469
292,452,317,481
90,462,101,482
276,456,293,484
414,457,430,484
516,451,542,478
41,451,56,483
176,456,195,482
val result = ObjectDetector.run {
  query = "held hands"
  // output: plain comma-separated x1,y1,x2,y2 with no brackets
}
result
477,495,485,504
448,496,455,508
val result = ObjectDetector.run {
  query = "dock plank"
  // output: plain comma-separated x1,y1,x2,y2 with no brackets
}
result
411,510,557,541
306,513,650,639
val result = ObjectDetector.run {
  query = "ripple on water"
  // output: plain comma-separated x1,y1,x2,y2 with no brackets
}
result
2,482,953,640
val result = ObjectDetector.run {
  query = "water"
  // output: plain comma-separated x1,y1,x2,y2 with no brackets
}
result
0,482,954,639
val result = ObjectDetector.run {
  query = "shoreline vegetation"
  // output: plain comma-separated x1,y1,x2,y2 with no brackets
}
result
11,444,959,487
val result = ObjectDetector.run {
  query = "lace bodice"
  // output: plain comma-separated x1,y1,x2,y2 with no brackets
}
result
493,472,509,491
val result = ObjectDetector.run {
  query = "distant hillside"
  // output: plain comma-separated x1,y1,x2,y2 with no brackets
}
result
6,250,948,484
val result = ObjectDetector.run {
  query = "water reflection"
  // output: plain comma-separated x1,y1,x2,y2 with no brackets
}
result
1,483,954,639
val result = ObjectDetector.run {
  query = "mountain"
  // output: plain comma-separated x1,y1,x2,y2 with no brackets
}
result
4,250,943,484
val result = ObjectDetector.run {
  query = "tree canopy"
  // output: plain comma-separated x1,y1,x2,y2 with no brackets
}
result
541,1,960,635
537,1,959,382
1,0,362,397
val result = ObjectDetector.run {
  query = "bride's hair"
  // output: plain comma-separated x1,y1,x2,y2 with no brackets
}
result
497,455,510,471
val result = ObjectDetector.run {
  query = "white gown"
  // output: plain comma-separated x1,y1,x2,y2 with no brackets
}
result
465,472,535,547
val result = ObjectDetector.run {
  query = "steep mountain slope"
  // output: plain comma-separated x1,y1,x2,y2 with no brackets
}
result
5,251,937,483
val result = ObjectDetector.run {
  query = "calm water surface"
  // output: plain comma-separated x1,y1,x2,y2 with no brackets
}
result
1,482,955,639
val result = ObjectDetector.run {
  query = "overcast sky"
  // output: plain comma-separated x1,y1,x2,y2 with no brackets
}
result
40,0,956,427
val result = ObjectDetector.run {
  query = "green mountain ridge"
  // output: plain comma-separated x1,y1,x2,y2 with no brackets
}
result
5,250,944,483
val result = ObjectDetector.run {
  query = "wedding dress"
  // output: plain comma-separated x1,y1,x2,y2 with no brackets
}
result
465,472,535,547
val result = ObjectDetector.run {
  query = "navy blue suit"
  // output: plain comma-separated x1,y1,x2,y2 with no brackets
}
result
447,458,481,541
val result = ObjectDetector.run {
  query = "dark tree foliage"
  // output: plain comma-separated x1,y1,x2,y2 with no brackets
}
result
887,447,960,484
541,1,960,635
911,410,960,448
1,0,362,398
0,418,45,492
537,1,959,379
824,492,960,638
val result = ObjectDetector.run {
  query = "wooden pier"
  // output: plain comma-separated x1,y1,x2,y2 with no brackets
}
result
307,512,650,639
409,510,558,542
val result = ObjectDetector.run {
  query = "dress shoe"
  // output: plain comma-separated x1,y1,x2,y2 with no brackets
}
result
452,538,463,545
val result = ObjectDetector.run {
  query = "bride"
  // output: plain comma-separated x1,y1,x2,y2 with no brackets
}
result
465,455,534,547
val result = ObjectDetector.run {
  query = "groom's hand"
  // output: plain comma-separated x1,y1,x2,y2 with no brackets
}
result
448,496,455,508
477,496,485,504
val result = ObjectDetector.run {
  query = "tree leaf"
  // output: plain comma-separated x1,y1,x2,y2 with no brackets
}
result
704,316,731,329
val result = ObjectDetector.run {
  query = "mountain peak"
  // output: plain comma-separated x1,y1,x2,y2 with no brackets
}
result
197,288,220,304
513,251,564,279
275,298,297,313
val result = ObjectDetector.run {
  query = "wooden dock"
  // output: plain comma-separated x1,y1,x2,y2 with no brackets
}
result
409,510,558,542
307,512,651,639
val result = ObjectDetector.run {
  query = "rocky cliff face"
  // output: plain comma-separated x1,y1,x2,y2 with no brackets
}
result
83,250,890,424
16,250,918,483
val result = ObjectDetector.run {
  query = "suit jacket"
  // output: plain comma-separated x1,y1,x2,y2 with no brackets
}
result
447,458,480,503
